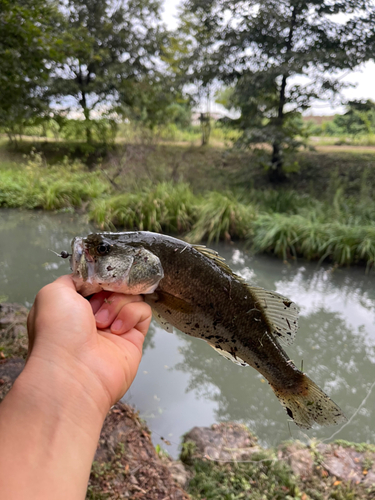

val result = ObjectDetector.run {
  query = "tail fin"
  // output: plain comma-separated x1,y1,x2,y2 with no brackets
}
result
273,374,347,429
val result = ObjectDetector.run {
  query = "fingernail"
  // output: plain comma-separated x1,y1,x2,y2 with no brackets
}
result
95,309,109,323
112,319,123,332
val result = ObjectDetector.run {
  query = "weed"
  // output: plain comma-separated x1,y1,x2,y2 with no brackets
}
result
186,451,302,500
187,192,256,243
2,146,375,269
89,182,197,233
180,441,197,466
0,153,110,210
333,440,375,454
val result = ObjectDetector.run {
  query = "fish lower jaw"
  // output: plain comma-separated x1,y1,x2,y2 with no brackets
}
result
71,275,103,297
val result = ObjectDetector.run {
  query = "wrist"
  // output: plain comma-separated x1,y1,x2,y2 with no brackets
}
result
0,357,108,500
20,352,112,425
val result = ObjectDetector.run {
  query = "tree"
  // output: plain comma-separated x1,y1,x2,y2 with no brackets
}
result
50,0,167,143
333,100,375,137
179,0,373,182
0,0,63,139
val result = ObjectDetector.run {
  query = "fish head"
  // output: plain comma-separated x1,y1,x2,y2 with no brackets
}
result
70,233,164,297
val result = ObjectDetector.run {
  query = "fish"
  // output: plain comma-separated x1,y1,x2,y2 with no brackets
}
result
69,231,347,429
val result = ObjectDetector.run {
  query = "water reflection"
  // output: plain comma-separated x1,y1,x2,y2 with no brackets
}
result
124,244,375,456
2,209,375,458
0,209,93,304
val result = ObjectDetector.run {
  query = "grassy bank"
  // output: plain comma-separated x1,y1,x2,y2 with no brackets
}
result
183,443,375,500
1,144,375,269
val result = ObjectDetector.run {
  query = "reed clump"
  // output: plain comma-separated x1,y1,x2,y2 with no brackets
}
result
89,182,198,233
252,213,375,269
187,191,256,243
2,151,374,269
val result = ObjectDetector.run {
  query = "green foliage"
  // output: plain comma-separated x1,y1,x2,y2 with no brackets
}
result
178,0,372,180
0,152,110,210
58,119,118,145
0,0,63,137
49,0,174,141
250,190,317,215
2,145,375,270
333,440,375,454
187,452,301,500
332,100,375,138
89,182,197,233
180,440,197,466
252,213,375,269
188,192,256,243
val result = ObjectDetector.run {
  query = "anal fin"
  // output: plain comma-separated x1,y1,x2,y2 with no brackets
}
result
207,343,248,367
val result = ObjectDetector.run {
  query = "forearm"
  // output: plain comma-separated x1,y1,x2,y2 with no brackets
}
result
0,359,108,500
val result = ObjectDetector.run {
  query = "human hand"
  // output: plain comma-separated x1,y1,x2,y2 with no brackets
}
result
26,274,152,416
0,275,152,500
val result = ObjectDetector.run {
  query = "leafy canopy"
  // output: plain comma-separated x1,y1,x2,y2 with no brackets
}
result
179,0,373,180
0,0,63,135
50,0,172,139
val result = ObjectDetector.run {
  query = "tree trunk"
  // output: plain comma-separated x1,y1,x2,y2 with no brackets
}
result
83,105,92,144
270,143,285,183
269,6,298,183
79,66,92,144
200,113,211,146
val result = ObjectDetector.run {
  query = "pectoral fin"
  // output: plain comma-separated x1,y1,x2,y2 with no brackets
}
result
145,290,194,334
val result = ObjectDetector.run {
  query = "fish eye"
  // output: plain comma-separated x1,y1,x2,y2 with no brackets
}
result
96,242,111,255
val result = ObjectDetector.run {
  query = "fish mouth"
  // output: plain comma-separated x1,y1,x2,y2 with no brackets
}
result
70,237,95,281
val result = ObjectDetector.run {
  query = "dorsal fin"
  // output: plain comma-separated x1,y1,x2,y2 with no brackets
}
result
192,245,240,277
192,245,299,345
251,287,299,345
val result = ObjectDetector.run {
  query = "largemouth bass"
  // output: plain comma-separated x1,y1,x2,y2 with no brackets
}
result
69,231,346,429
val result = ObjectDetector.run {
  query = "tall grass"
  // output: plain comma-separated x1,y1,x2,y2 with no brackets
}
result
252,213,375,269
187,192,256,243
0,153,110,210
1,151,374,269
89,182,197,233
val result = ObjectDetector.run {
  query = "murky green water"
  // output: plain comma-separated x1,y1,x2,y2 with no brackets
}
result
1,209,375,458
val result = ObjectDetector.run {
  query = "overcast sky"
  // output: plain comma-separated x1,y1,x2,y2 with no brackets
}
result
162,0,375,115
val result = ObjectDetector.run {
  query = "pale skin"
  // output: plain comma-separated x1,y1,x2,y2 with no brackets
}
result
0,274,152,500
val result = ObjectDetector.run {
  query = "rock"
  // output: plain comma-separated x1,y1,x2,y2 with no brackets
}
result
318,444,375,486
183,422,259,461
0,303,29,359
278,443,314,480
322,445,363,483
160,457,191,488
0,357,26,403
0,302,28,402
0,357,25,383
169,461,190,488
0,303,29,336
363,469,375,486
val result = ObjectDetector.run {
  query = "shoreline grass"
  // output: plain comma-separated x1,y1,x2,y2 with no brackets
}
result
1,147,374,270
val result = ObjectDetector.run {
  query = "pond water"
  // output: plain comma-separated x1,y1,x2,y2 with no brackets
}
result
1,208,375,458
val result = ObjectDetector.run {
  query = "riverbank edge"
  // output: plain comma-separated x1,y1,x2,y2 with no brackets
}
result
2,302,375,499
1,144,375,269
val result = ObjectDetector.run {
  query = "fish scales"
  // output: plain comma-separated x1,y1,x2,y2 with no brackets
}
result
69,231,347,429
140,235,302,387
